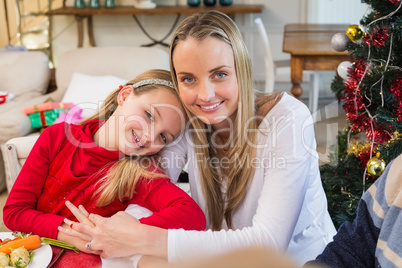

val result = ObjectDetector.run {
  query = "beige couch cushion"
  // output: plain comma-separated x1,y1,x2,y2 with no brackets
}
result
0,51,50,96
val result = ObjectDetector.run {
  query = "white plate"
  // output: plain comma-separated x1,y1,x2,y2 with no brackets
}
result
0,232,52,268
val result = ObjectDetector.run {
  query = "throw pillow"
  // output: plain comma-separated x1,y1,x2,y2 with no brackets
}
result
62,73,128,119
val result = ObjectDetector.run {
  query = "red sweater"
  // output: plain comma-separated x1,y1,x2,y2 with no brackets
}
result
3,120,205,239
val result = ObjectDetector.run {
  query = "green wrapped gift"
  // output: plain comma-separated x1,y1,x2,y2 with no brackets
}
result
28,109,66,128
23,102,73,128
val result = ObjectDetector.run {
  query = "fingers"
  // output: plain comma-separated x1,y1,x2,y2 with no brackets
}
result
61,218,93,241
81,244,103,256
65,201,95,227
100,252,109,259
88,213,106,225
78,205,90,217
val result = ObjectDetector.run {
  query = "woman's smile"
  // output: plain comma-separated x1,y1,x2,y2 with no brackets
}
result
197,101,225,112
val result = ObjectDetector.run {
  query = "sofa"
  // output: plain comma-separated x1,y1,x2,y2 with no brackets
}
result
2,46,170,192
0,51,50,191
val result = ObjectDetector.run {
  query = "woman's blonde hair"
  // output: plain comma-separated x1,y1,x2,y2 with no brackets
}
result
83,69,181,207
169,11,258,230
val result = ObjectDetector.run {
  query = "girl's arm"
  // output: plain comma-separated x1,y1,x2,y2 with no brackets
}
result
132,178,206,231
3,124,65,239
4,123,105,253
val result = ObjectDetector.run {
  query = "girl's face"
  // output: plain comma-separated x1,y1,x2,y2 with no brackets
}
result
173,36,239,129
114,86,185,156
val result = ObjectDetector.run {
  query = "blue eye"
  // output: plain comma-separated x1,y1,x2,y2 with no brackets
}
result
182,77,194,83
160,133,167,144
145,111,154,121
216,72,227,79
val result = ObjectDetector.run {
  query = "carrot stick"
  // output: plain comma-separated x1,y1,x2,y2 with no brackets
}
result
0,235,41,254
1,237,21,245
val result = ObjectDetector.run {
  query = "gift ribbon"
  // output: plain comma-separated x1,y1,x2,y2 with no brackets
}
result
39,111,47,127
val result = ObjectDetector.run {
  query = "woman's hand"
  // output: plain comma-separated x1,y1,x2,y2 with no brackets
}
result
58,201,168,259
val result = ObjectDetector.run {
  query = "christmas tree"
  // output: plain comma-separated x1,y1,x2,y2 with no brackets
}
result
321,0,402,229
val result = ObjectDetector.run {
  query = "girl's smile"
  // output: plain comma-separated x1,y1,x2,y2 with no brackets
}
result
118,88,184,156
95,86,185,156
131,130,144,149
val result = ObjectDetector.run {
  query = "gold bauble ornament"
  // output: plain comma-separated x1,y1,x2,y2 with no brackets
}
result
367,152,386,177
346,25,363,41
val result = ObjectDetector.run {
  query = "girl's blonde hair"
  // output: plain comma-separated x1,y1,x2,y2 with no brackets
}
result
83,69,180,207
169,11,258,230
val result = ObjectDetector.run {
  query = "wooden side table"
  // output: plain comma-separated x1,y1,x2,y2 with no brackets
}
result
46,4,264,48
282,24,350,99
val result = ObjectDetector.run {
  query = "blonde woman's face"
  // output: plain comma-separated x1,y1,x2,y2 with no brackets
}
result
113,87,185,156
173,36,239,129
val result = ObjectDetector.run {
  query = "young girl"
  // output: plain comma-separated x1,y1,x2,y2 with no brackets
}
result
3,69,206,267
61,11,336,266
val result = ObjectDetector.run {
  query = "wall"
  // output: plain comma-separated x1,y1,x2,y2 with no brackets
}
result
245,0,307,82
0,0,60,48
0,0,8,47
0,0,16,47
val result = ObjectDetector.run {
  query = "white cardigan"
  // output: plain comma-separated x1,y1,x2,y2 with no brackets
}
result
161,93,336,265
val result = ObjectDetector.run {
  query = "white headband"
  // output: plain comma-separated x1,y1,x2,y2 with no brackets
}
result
132,79,175,89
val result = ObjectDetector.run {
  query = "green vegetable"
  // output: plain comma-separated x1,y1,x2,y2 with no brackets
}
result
12,231,79,253
41,237,79,253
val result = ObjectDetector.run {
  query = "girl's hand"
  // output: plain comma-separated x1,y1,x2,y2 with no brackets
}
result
59,201,146,259
56,222,102,255
58,201,94,241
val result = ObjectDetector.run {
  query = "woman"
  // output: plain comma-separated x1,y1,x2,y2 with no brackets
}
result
61,11,336,266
